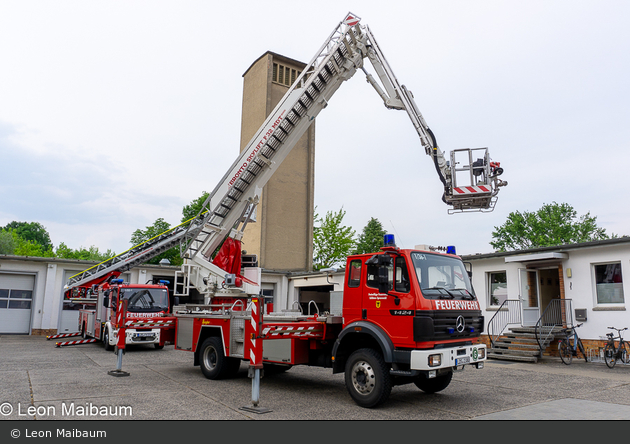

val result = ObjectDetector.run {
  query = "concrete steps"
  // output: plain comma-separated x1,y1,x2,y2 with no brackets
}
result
489,326,562,363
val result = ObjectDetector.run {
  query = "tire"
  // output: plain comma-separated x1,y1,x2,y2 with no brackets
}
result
559,340,573,365
199,337,240,380
344,348,392,408
604,342,617,369
619,342,629,365
414,371,453,394
577,339,588,362
103,327,114,351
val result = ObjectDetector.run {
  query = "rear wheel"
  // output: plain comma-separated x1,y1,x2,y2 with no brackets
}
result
604,342,617,368
559,340,573,365
414,371,453,394
199,337,240,379
344,348,392,408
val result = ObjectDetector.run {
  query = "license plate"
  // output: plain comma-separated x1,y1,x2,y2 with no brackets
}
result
456,356,470,365
135,333,153,338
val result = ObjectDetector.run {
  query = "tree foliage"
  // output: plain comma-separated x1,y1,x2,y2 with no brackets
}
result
490,202,610,252
130,217,182,266
312,207,356,271
354,217,387,254
2,221,52,250
182,191,210,222
54,243,114,262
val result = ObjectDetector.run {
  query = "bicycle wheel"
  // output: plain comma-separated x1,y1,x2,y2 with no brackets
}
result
559,339,572,365
577,338,588,362
619,341,629,365
604,342,617,368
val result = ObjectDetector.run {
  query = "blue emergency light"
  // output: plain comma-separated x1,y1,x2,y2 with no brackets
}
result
111,279,124,284
446,245,457,255
383,234,396,247
159,280,170,285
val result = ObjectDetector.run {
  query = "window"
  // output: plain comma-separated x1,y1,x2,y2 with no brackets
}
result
594,263,624,304
348,260,362,288
272,62,301,86
488,271,508,306
0,288,32,310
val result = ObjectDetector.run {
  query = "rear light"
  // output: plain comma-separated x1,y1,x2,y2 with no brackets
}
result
428,354,442,367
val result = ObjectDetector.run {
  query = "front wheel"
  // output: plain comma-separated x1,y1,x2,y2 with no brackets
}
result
559,340,573,365
102,327,114,351
199,337,240,380
577,339,588,362
604,342,617,369
414,372,453,394
344,348,392,408
619,342,629,365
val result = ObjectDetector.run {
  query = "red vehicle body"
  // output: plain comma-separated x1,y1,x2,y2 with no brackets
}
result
73,274,176,351
173,241,487,408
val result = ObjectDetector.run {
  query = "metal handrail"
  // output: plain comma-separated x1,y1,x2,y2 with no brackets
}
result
488,299,522,347
535,298,573,356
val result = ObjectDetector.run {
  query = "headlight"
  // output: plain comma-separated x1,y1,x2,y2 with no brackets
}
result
428,354,442,367
478,347,485,359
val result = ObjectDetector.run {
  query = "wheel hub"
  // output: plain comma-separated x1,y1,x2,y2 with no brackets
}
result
351,360,375,395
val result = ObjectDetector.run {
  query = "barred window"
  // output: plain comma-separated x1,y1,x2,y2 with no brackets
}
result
272,62,301,86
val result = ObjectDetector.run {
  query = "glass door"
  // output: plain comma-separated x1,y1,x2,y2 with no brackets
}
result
519,269,540,326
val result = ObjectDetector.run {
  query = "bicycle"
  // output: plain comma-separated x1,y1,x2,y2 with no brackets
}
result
557,323,587,365
604,326,629,369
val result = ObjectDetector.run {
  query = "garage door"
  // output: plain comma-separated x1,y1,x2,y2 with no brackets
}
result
0,273,35,334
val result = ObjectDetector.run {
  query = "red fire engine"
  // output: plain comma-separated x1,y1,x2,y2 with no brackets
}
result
60,12,506,406
60,272,176,350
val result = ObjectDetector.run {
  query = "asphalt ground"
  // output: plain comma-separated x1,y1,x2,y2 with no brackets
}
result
1,335,629,439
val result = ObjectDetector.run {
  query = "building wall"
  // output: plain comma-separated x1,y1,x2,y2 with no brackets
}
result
0,256,178,335
239,52,315,272
465,240,630,343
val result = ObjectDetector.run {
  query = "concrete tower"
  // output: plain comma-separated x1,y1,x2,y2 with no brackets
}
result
239,52,315,271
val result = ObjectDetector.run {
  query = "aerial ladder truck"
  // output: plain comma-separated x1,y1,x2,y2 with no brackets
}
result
62,13,506,407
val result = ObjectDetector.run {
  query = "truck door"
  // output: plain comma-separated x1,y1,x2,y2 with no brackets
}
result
364,255,416,347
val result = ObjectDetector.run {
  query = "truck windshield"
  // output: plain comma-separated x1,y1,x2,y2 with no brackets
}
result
410,251,476,300
120,287,169,312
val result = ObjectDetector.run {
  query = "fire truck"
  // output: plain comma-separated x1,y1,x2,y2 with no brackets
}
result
63,271,176,350
62,13,506,406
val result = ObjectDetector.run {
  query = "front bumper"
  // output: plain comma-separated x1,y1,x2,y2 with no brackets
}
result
410,344,486,371
126,329,161,344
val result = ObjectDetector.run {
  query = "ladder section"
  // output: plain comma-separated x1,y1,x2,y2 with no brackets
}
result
65,215,205,289
179,15,370,264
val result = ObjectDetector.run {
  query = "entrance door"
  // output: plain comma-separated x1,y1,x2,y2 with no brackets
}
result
519,269,540,326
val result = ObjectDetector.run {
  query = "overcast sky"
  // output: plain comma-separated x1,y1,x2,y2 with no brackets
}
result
1,1,629,258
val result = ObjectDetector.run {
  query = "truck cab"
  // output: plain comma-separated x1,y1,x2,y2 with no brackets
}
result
99,279,176,350
331,237,486,407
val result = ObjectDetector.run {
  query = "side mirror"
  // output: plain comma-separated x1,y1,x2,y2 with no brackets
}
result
464,261,473,278
103,295,109,308
173,297,180,306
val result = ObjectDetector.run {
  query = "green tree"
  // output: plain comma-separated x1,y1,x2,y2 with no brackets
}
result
312,207,356,271
0,230,16,254
2,221,52,250
490,202,611,252
54,242,115,262
130,218,182,266
354,217,387,254
182,191,210,222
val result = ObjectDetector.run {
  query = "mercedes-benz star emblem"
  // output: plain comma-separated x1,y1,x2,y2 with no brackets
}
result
456,315,465,333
